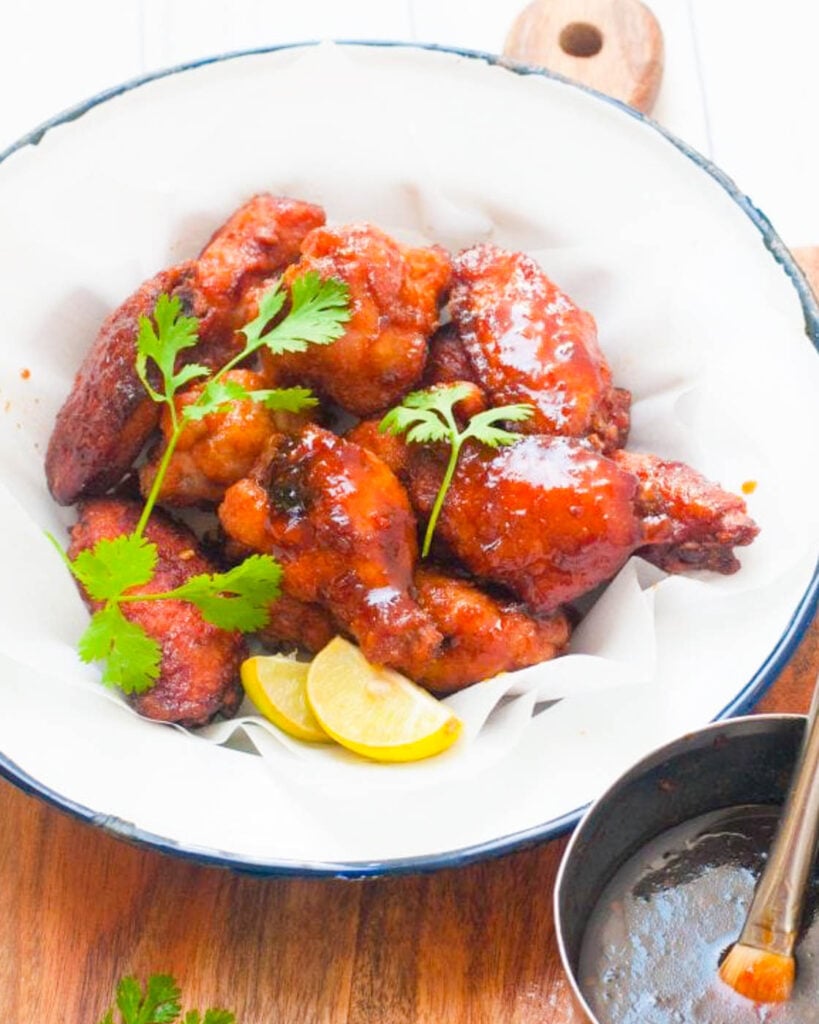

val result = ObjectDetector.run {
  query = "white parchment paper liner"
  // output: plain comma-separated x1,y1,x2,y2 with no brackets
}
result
0,44,816,860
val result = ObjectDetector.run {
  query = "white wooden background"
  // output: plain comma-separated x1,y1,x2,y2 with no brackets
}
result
1,1,817,247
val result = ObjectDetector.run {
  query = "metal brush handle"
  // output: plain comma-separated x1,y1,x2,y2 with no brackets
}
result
741,681,819,956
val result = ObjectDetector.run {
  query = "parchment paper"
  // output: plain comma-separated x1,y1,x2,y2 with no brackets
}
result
0,44,816,860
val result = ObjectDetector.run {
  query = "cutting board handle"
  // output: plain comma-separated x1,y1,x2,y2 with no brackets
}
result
504,0,664,113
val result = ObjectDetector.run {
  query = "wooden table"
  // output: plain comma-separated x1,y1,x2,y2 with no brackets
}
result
1,613,815,1022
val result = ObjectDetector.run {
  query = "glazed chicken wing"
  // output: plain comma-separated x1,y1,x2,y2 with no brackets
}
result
218,424,443,670
46,194,324,505
260,224,451,416
411,567,570,693
613,449,760,574
68,498,245,726
442,244,630,452
355,423,759,613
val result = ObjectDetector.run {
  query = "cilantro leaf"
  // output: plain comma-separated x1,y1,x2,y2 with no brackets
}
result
99,975,237,1024
380,406,450,445
79,605,162,694
140,974,183,1023
113,977,143,1022
182,378,251,422
201,1011,236,1024
183,381,319,423
400,382,476,412
69,535,158,602
239,280,288,351
136,294,208,405
161,555,283,631
184,1011,236,1024
97,974,182,1024
379,385,534,556
258,271,351,355
249,386,318,413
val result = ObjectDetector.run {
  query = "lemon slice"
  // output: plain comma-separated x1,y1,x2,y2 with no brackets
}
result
241,655,330,743
306,637,462,762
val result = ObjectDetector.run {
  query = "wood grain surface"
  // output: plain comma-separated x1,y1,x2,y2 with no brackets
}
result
503,0,664,112
1,611,815,1022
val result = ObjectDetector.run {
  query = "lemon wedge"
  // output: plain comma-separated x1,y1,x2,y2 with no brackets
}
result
306,637,462,762
241,655,330,743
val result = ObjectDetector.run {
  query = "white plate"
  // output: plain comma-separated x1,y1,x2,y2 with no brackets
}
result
0,43,816,875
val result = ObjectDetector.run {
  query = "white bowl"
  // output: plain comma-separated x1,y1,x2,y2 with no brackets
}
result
0,42,816,875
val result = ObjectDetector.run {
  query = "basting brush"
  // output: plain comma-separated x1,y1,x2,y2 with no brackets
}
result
719,677,819,1003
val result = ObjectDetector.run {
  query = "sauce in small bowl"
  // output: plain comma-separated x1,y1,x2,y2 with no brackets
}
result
578,804,819,1022
555,716,819,1024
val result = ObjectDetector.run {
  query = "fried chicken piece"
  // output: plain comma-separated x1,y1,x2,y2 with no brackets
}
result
355,424,758,613
446,244,630,451
183,193,326,358
257,593,338,655
411,567,570,693
138,370,313,507
46,262,193,506
67,498,245,727
46,195,325,506
613,449,760,573
218,424,443,670
422,323,481,389
260,224,451,416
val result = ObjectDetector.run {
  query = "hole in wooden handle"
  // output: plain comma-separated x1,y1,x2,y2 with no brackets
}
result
503,0,664,113
559,22,604,58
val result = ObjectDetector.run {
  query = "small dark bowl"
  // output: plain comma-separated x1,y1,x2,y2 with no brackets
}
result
553,714,805,1022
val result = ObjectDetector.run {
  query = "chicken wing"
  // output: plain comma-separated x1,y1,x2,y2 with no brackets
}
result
68,498,245,727
218,424,443,669
445,244,630,451
353,422,759,613
411,567,570,693
613,449,760,574
261,224,451,415
46,194,325,505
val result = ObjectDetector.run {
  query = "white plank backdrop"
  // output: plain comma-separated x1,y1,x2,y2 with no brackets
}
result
1,1,818,246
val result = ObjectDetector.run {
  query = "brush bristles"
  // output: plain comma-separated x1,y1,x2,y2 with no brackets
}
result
719,942,795,1003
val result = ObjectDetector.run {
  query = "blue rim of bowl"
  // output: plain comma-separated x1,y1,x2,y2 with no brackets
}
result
1,40,816,878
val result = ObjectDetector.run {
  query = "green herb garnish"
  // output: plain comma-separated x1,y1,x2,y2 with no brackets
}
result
379,383,534,557
98,973,235,1024
54,273,350,695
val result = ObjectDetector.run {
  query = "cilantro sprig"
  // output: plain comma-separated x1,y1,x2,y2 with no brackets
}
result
55,273,350,695
98,973,235,1024
379,383,534,557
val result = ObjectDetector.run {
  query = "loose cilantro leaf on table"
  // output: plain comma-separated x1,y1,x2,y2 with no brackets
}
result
380,384,534,557
98,974,235,1024
54,272,351,696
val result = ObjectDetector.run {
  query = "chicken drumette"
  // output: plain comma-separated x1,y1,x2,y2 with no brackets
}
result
218,424,444,670
426,244,631,452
